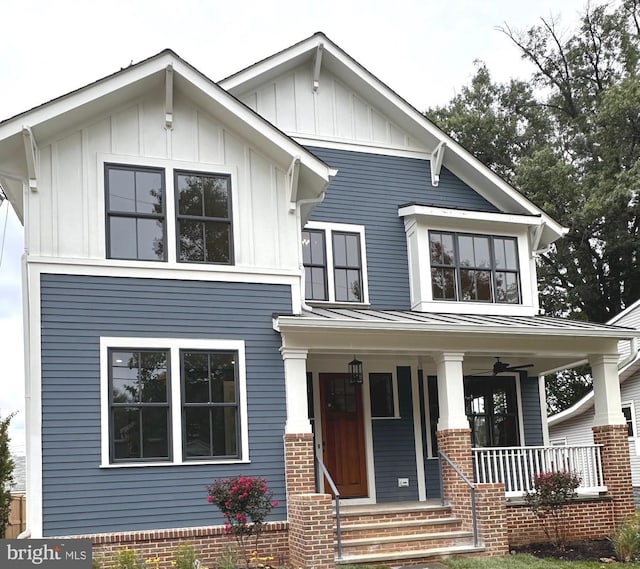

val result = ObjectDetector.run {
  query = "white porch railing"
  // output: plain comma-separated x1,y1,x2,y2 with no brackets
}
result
472,445,607,498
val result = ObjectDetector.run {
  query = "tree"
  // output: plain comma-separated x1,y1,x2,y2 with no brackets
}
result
428,1,640,413
0,412,15,538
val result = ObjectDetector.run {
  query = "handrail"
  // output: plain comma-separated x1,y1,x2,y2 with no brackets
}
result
316,455,342,559
438,450,478,547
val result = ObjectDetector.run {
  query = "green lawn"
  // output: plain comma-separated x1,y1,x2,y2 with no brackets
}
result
444,554,612,569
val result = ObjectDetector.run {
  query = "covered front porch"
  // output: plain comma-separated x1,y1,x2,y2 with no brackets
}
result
274,308,638,567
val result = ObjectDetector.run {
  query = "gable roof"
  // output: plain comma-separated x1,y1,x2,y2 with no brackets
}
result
548,302,640,427
0,49,335,222
220,32,567,249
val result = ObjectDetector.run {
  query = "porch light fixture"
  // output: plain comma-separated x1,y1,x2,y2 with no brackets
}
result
348,356,363,385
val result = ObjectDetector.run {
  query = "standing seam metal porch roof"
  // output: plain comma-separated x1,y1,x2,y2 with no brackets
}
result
273,307,640,338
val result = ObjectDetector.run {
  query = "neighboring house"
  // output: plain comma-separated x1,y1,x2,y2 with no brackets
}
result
0,33,637,566
10,455,26,494
549,299,640,504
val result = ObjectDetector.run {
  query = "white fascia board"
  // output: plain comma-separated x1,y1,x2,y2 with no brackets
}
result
397,204,543,227
274,315,640,339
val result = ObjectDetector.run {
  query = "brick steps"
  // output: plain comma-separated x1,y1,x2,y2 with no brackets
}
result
334,502,485,564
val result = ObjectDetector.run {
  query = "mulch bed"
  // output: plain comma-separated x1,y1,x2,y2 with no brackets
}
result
513,539,616,562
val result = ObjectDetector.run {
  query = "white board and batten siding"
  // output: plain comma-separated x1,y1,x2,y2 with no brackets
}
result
29,89,297,271
236,65,429,153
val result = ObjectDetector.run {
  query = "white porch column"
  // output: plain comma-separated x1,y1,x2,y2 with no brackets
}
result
435,352,469,430
281,347,312,434
590,354,626,427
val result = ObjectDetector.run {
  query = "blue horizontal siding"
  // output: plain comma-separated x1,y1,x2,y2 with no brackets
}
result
306,147,499,309
40,274,291,536
372,367,418,502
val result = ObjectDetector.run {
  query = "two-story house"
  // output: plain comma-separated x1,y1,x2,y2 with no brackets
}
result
0,33,636,567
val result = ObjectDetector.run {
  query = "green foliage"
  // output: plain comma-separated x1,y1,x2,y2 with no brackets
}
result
525,471,581,548
216,544,239,569
0,412,16,538
115,549,145,569
207,476,278,567
610,512,640,562
172,543,199,569
429,1,640,413
443,553,605,569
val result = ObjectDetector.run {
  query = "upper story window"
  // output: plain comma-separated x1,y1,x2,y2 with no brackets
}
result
301,222,368,304
106,165,166,261
175,171,233,264
105,163,233,265
429,231,520,304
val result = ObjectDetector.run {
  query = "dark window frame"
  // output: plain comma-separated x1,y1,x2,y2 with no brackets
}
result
174,170,234,265
105,164,167,261
332,231,364,302
302,228,328,301
429,231,521,304
622,403,636,438
369,372,396,418
108,348,172,463
180,349,241,461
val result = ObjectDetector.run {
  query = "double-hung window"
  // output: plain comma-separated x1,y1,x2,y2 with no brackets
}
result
105,165,166,261
429,231,520,303
622,402,637,438
103,339,246,466
105,163,233,264
301,223,367,303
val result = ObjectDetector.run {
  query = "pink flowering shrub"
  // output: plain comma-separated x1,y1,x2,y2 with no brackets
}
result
207,476,279,566
525,470,581,548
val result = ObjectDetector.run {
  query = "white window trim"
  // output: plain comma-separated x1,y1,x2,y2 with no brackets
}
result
549,437,568,446
304,221,369,305
368,369,400,419
622,400,637,439
98,153,239,266
100,337,249,468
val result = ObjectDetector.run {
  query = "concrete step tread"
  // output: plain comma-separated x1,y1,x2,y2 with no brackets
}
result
338,502,450,516
335,544,486,564
340,530,473,547
338,517,462,532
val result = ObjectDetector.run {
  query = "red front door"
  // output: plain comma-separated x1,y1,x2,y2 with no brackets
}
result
319,373,368,498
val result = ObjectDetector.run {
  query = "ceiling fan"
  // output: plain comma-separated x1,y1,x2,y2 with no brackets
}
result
491,357,534,375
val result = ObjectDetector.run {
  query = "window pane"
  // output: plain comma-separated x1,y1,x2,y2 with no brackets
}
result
431,268,456,300
204,221,231,263
210,353,236,404
184,352,210,403
109,217,137,259
333,233,360,267
370,373,394,417
108,169,136,212
494,238,506,269
460,269,491,301
179,220,205,261
623,406,634,437
141,407,169,459
212,407,237,456
113,407,140,460
184,407,211,457
504,239,518,270
458,235,474,267
135,171,163,214
137,218,164,261
335,268,362,302
177,174,203,216
112,351,138,402
473,237,490,267
496,272,519,303
139,352,168,403
203,176,229,218
430,232,455,266
306,267,327,300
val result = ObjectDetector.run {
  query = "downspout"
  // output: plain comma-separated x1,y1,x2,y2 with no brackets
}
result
294,193,326,313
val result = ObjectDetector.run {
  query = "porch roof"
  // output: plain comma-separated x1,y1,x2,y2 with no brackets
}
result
273,308,640,375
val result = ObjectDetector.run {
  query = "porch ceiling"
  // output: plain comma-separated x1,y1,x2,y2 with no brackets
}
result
274,308,640,375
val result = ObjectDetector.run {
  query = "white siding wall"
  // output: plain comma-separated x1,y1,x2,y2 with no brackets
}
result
28,89,298,270
237,65,427,152
550,370,640,487
614,306,640,362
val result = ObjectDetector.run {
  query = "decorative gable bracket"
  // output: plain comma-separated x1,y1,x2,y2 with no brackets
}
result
288,156,301,212
22,126,38,192
165,64,174,129
430,140,446,187
312,43,324,92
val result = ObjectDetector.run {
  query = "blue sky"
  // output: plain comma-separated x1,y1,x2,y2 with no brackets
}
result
0,0,588,453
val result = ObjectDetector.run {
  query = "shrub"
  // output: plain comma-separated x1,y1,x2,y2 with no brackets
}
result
207,476,278,567
524,470,581,549
172,543,200,569
611,512,640,562
115,549,145,569
0,412,16,539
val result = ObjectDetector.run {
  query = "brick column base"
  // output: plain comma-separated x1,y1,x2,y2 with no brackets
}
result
593,424,634,525
437,429,473,531
475,483,508,556
284,433,316,496
288,494,334,569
